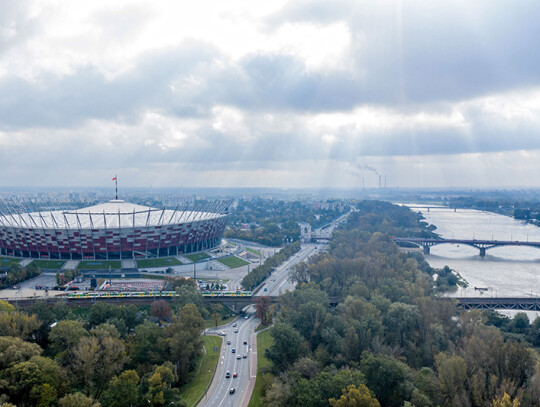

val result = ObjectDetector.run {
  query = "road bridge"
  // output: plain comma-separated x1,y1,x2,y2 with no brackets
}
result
393,237,540,257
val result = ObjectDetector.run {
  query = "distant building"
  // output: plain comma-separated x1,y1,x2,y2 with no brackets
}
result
298,222,312,242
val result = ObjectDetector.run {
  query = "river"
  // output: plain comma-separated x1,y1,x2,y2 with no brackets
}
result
410,207,540,317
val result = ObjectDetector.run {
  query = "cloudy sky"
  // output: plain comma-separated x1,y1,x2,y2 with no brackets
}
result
1,0,539,189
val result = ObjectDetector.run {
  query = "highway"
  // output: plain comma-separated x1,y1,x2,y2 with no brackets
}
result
200,316,258,407
199,210,352,406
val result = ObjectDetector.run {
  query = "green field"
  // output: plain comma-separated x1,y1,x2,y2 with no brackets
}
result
32,260,66,269
218,256,250,269
185,253,211,262
248,329,274,407
0,257,21,266
246,247,262,257
180,335,223,406
136,257,183,268
77,260,122,270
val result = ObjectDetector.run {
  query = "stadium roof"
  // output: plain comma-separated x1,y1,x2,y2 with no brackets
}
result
0,200,226,229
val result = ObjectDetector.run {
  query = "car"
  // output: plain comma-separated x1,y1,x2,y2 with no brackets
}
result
232,322,237,327
236,355,241,360
229,388,235,394
225,371,231,378
243,354,247,358
243,340,248,345
234,329,238,333
244,315,249,319
232,348,236,353
233,372,238,378
227,340,231,345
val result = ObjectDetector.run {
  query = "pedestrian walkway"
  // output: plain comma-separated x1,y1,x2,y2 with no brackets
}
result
62,260,80,270
121,259,136,269
19,259,34,267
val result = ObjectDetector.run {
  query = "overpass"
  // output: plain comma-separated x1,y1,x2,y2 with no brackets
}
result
6,294,342,309
392,237,540,257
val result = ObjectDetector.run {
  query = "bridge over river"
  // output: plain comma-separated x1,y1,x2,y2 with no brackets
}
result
454,297,540,311
393,237,540,257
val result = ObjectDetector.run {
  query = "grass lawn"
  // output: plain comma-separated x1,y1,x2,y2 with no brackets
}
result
204,315,236,329
248,328,274,407
185,252,211,262
77,260,122,270
217,256,250,269
32,260,66,269
180,335,223,407
246,247,262,257
136,257,183,268
0,257,21,266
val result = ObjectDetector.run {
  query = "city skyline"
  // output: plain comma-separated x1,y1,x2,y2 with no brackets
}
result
1,1,539,188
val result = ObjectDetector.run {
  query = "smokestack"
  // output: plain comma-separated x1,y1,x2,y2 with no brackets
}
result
384,175,387,189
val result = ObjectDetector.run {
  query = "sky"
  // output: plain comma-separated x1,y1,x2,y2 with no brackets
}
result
1,0,540,189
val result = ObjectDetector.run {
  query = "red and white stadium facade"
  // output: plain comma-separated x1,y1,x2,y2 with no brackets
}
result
0,200,229,260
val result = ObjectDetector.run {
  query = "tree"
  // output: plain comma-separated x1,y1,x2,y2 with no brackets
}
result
0,310,40,340
130,320,165,368
255,296,271,325
493,393,520,407
434,353,468,406
58,392,101,407
265,323,304,371
102,370,140,407
71,335,127,399
360,353,415,407
165,304,204,383
329,384,381,407
48,320,88,364
0,356,64,406
151,300,172,322
0,336,42,369
144,363,178,406
210,303,222,327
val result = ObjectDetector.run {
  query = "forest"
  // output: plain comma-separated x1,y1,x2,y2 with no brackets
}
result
0,278,220,406
258,200,540,406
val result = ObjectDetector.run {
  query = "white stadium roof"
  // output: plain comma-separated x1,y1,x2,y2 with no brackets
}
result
0,200,225,229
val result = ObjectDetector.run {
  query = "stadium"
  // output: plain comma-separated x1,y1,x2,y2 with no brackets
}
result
0,199,230,260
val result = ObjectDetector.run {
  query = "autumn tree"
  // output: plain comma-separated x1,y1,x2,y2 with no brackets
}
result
329,384,381,407
151,300,172,322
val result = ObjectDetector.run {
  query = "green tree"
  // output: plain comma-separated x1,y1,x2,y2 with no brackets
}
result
329,384,381,407
360,353,415,407
265,323,305,372
164,304,204,383
0,310,40,340
71,334,127,399
144,363,178,406
434,353,468,406
48,320,88,364
0,355,64,406
0,336,42,369
58,392,101,407
102,370,140,407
